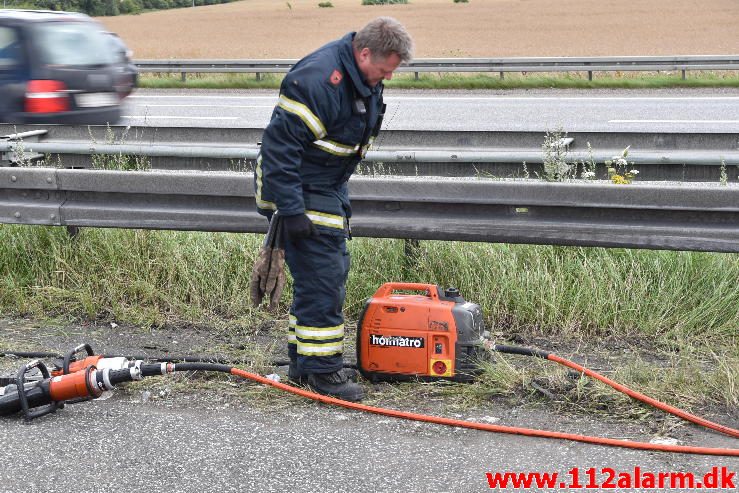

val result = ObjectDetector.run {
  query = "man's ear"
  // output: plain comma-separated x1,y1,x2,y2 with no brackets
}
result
359,47,372,63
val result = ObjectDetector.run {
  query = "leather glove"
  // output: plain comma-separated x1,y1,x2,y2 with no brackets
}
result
250,216,287,311
283,213,317,242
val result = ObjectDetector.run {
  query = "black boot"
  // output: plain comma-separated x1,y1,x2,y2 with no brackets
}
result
306,369,364,402
289,362,358,385
288,361,305,385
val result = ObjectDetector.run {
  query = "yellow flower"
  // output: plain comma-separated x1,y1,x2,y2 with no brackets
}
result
610,174,632,185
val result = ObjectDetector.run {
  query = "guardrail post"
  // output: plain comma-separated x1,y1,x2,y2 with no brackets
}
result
500,71,504,80
181,72,187,82
588,71,593,81
256,73,262,82
66,226,80,238
682,69,687,80
403,238,421,273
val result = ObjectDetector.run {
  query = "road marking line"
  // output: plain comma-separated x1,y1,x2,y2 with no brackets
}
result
121,116,239,120
129,95,739,102
137,104,273,108
387,97,739,101
609,119,739,123
129,95,277,100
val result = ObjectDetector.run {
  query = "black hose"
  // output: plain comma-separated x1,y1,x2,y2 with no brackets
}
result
0,350,265,365
171,363,232,373
491,344,551,359
0,351,61,359
1,349,357,370
103,354,281,366
139,362,233,377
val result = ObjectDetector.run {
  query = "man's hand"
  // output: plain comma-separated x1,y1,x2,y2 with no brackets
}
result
283,213,318,242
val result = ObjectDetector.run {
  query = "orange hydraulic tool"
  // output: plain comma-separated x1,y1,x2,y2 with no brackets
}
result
0,358,151,420
51,343,138,377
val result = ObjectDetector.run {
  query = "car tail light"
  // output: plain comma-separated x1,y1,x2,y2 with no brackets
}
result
25,80,70,113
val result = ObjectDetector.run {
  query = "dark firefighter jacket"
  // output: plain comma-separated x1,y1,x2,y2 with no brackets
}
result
255,32,385,235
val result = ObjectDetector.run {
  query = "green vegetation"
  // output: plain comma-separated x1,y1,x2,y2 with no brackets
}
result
385,71,739,90
137,71,739,90
454,0,469,3
2,226,737,345
318,1,333,7
440,348,739,417
2,226,737,414
88,125,151,171
1,0,241,16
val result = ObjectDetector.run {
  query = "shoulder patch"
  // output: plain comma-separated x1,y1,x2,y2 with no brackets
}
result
329,69,343,86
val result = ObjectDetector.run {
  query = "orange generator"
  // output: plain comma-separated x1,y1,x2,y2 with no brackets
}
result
357,283,485,382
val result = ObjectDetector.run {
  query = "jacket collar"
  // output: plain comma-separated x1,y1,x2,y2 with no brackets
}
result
338,32,373,98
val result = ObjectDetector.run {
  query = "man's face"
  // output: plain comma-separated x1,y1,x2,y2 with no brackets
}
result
355,48,402,87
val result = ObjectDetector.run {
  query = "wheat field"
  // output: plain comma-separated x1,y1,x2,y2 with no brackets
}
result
98,0,739,59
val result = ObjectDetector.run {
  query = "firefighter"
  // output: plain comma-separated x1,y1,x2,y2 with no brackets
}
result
255,17,414,401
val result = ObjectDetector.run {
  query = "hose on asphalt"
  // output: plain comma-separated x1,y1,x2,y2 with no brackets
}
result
2,346,737,456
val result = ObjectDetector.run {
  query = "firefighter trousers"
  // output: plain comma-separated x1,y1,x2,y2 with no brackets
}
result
285,231,350,374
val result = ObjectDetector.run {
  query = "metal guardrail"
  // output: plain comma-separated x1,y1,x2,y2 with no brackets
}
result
3,141,738,166
1,168,737,253
4,124,738,151
2,140,737,167
135,55,739,81
2,125,737,182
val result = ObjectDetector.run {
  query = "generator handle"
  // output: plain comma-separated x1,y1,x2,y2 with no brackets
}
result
374,283,439,299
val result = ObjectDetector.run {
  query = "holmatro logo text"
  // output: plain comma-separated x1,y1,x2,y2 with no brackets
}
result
370,334,425,348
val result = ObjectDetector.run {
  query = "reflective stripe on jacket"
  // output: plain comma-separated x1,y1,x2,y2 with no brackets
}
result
255,32,385,233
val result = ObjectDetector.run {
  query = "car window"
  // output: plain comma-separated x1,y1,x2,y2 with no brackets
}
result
105,33,129,64
0,26,23,68
32,21,116,66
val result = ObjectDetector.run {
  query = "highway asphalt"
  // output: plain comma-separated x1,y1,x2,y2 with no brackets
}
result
121,88,739,133
1,388,737,492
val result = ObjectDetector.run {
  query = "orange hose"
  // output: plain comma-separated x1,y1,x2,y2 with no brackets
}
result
547,354,739,439
230,367,739,457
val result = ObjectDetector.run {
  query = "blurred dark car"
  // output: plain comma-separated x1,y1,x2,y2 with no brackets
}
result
105,31,138,98
0,10,136,125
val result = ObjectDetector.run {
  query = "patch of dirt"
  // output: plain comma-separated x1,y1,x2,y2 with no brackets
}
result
0,317,288,373
98,0,739,59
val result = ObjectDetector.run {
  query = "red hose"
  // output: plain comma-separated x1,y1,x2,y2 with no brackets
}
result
547,354,739,439
230,356,739,457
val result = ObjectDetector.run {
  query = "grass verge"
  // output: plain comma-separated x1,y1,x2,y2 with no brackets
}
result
2,226,737,341
1,226,737,420
137,71,739,90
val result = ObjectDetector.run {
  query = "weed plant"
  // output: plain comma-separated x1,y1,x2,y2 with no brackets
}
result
541,129,574,181
89,125,151,171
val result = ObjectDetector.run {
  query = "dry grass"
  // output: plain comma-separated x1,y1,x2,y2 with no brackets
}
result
97,0,739,59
